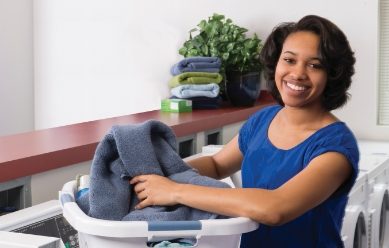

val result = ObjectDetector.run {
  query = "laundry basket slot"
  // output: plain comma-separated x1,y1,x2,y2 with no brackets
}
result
148,220,201,231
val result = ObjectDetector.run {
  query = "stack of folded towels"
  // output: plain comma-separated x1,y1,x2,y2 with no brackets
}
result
169,57,223,109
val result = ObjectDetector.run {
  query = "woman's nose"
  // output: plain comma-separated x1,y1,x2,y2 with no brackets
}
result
291,64,308,80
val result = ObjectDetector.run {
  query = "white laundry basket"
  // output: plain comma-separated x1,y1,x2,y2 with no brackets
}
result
59,180,258,248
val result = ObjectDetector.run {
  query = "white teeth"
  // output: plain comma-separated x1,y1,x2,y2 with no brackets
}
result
286,82,306,91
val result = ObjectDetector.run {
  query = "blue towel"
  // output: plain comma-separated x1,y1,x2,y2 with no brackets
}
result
77,120,230,221
171,83,220,98
150,240,193,247
170,57,221,76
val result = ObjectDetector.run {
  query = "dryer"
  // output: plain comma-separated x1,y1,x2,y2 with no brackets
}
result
342,171,369,248
358,140,389,248
361,155,389,248
358,140,389,156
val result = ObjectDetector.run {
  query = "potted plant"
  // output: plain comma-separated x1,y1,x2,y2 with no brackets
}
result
178,13,263,106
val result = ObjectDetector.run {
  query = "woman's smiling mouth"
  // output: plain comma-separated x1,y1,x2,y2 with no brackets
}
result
285,81,308,91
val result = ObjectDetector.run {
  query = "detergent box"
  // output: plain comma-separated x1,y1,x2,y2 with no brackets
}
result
161,99,192,113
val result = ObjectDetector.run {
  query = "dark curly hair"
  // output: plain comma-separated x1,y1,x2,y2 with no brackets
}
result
259,15,356,111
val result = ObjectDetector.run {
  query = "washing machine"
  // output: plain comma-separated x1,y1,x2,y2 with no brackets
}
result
358,140,389,156
362,155,389,248
342,170,369,248
0,200,78,247
357,140,389,248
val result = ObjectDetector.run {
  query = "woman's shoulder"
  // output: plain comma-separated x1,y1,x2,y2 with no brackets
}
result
309,122,359,161
317,122,356,140
239,105,281,153
258,104,282,114
249,104,282,121
311,122,357,147
243,104,282,131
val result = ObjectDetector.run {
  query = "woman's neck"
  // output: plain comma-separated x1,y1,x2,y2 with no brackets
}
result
279,105,336,131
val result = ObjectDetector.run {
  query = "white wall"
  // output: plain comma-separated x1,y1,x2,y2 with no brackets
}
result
1,0,386,140
33,0,180,128
0,0,34,136
331,0,389,140
32,0,388,140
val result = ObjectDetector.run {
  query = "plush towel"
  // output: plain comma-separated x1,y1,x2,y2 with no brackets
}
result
171,83,220,98
150,240,193,247
170,96,222,110
170,57,221,76
76,120,230,221
168,72,223,88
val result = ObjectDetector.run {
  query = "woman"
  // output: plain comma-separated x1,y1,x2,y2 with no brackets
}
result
130,15,358,247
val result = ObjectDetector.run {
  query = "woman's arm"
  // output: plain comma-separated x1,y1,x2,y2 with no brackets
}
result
130,146,352,226
185,135,243,179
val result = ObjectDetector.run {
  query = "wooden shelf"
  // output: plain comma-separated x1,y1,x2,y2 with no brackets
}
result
0,92,275,183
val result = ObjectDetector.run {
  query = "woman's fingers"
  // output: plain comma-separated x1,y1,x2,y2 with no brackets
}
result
130,176,150,202
136,189,148,201
130,175,149,195
135,199,150,210
129,175,147,185
133,182,146,194
129,174,179,209
134,187,153,210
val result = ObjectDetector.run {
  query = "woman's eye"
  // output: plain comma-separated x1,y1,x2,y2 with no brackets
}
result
308,63,324,69
283,58,294,64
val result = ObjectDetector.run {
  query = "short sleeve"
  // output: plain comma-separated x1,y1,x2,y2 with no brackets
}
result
238,111,260,155
238,120,251,155
308,131,360,194
238,105,280,155
238,108,267,155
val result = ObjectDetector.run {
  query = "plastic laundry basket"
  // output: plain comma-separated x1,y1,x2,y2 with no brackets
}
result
59,180,258,248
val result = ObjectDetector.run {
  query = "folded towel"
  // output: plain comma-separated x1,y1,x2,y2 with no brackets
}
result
150,240,193,247
170,57,221,76
170,96,221,110
77,120,230,221
168,72,223,88
171,83,220,98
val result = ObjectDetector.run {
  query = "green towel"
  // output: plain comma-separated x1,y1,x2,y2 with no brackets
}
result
169,72,223,88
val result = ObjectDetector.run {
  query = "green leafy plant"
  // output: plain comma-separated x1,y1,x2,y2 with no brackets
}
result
179,13,262,73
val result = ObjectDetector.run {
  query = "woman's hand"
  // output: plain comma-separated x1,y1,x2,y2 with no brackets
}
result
129,174,180,210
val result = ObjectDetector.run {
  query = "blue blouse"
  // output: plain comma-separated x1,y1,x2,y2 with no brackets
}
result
238,105,359,248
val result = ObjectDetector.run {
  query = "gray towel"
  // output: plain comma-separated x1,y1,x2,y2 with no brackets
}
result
77,120,230,221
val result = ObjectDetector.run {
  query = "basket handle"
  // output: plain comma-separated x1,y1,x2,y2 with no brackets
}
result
60,193,74,207
148,220,201,231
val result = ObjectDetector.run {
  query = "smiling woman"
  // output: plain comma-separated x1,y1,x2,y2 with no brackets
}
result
261,16,356,112
129,15,359,248
275,31,327,109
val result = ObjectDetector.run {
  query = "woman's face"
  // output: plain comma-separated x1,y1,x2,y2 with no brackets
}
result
275,31,328,109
